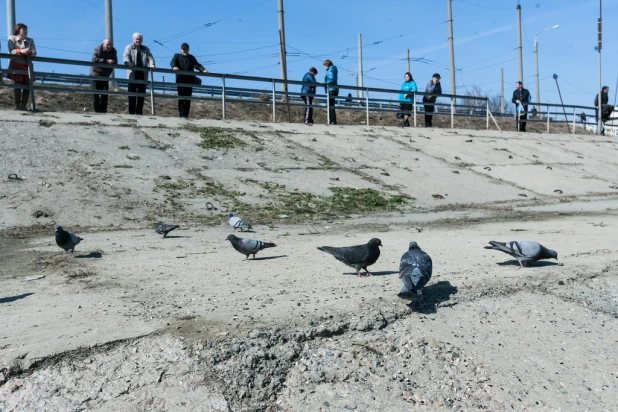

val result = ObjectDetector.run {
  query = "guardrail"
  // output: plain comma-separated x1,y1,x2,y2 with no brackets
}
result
0,53,611,135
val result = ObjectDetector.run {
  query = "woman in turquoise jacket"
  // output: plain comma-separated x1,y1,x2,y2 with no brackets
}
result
398,72,417,127
323,59,339,125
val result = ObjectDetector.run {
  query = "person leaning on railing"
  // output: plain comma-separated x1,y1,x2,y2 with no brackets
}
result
300,67,317,124
90,38,118,114
399,71,417,127
123,32,156,115
422,73,441,128
323,59,339,125
7,23,36,111
170,42,208,118
512,81,530,132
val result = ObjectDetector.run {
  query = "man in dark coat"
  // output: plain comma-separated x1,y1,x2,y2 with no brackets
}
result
422,73,442,127
170,43,208,118
90,38,117,113
594,86,614,136
300,67,317,124
512,81,531,132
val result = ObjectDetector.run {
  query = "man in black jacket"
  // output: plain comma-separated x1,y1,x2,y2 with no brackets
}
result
422,73,442,127
90,39,118,113
594,86,614,135
170,43,208,118
512,81,531,132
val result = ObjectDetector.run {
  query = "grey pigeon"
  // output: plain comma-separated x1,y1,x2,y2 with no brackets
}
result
228,212,252,232
55,226,83,254
484,240,558,267
317,238,382,277
226,234,276,260
399,241,432,298
153,223,179,238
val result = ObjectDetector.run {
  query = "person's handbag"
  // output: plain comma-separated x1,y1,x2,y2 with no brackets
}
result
194,76,202,86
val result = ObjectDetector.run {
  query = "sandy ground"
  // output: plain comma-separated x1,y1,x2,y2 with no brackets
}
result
1,110,618,411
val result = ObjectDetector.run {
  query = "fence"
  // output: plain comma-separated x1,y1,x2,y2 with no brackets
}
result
0,53,611,134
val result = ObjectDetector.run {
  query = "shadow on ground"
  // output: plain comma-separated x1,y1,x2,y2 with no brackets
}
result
0,293,34,304
405,281,459,314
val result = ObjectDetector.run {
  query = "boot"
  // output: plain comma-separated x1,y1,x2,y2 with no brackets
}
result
13,88,21,110
20,89,30,111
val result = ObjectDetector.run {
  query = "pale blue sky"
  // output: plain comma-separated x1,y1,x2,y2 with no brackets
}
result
1,0,617,107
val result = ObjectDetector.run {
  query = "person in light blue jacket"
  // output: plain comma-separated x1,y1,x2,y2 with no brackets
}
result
323,59,339,124
398,72,417,127
300,67,317,124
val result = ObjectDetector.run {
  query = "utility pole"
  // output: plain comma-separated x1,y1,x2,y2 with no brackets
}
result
358,33,363,99
534,39,539,105
277,0,288,98
6,0,15,39
447,0,456,96
500,68,505,114
105,0,115,85
597,0,603,134
516,4,523,83
406,49,410,73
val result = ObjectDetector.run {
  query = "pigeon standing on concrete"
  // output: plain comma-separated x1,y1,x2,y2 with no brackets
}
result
399,241,432,298
228,212,252,232
55,226,83,254
226,234,276,260
484,240,558,267
153,223,179,239
317,238,382,277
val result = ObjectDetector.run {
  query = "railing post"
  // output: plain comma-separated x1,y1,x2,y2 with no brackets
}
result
149,68,155,116
162,76,165,95
546,103,550,133
572,107,576,134
272,79,276,122
221,75,226,120
365,89,369,126
486,99,489,130
413,95,417,128
326,88,331,125
450,96,454,129
27,59,36,112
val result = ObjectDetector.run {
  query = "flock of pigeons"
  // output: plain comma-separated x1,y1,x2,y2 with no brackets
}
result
53,212,559,299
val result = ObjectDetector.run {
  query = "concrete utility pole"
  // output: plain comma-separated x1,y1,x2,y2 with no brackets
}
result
277,0,288,97
358,33,363,99
6,0,15,39
447,0,456,96
406,49,410,73
597,0,603,134
105,0,114,83
534,25,559,105
516,4,523,83
500,68,505,113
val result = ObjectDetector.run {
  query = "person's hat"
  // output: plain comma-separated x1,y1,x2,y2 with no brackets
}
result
432,73,441,79
181,43,190,50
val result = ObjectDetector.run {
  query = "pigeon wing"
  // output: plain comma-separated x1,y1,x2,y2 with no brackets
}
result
68,231,83,245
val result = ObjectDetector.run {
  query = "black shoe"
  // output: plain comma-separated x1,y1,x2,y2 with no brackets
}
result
404,119,410,127
330,121,337,125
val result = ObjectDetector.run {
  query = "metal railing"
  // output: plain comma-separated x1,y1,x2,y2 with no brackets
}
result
1,53,609,134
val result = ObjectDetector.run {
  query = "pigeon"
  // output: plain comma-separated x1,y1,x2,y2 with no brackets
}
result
398,241,433,298
226,234,276,260
484,240,558,267
153,223,179,238
317,238,382,277
55,226,83,254
228,212,252,232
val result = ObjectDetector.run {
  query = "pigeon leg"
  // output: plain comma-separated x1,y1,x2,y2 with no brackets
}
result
364,269,374,276
243,255,250,261
252,253,257,259
356,271,363,278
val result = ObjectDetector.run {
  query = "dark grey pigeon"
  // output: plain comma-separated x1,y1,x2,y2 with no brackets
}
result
226,234,276,260
228,212,252,232
317,238,382,277
484,240,558,267
55,226,83,254
398,241,432,298
153,223,179,238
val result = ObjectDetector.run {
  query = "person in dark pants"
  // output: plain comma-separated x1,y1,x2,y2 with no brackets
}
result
422,73,441,127
90,38,117,113
123,32,155,115
594,86,614,136
300,67,317,124
323,59,339,125
512,81,531,132
170,43,208,118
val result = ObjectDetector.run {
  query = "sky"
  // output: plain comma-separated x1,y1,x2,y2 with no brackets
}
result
1,0,617,108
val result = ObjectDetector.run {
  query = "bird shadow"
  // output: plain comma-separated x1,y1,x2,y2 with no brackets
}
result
250,255,287,261
163,235,191,239
0,293,34,304
404,281,459,314
75,252,103,259
496,260,559,267
343,270,399,277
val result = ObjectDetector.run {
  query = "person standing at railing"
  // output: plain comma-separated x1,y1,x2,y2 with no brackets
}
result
512,81,530,132
123,33,155,115
170,43,208,118
7,23,36,111
300,67,317,124
90,38,117,114
422,73,441,128
399,72,417,127
323,60,339,125
594,86,614,136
